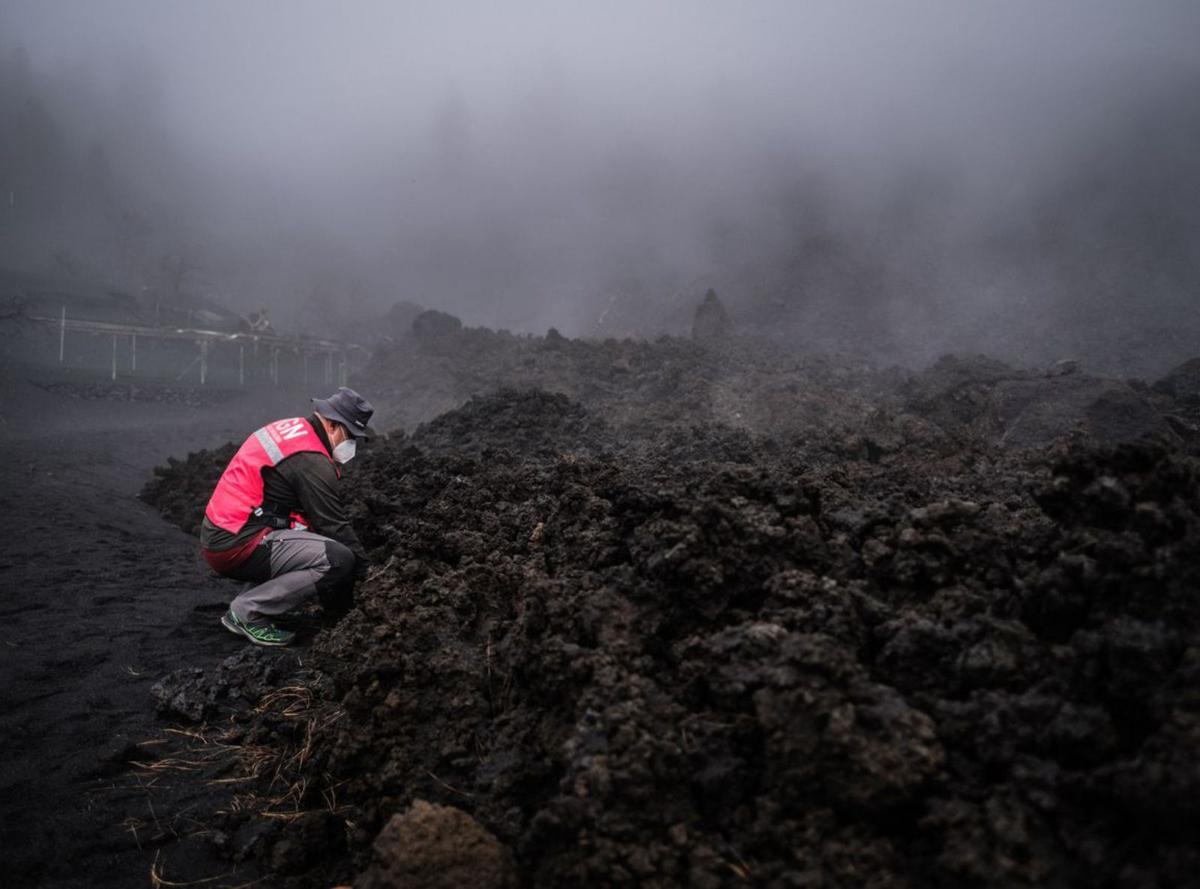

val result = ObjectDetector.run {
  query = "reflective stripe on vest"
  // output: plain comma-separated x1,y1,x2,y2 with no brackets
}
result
204,417,334,534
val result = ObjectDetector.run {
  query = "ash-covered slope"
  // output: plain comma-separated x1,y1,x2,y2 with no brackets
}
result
144,373,1200,888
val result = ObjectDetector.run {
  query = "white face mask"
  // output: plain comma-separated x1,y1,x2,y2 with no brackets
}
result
332,438,357,464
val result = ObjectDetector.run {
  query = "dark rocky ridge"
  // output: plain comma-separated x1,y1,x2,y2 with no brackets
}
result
140,331,1200,888
369,321,1190,457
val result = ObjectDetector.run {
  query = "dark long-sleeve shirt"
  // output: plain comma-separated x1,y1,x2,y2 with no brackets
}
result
200,414,366,565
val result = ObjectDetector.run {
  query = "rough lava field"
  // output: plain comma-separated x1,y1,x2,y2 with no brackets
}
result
140,316,1200,888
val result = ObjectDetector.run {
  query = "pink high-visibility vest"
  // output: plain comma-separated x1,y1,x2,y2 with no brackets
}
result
204,417,336,534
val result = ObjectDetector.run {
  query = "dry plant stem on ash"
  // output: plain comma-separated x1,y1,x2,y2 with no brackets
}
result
137,692,349,825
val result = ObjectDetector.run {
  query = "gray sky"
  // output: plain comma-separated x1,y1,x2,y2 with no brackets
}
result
3,1,1199,359
11,1,1196,174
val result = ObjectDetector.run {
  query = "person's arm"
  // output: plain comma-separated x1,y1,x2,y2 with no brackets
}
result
280,453,368,567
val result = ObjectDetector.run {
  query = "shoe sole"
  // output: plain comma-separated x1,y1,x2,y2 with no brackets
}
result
220,612,292,647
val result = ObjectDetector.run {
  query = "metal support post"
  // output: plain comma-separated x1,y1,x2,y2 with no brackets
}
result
199,340,208,385
111,335,118,381
59,307,66,363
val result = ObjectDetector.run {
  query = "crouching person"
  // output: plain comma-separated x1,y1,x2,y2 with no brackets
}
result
200,387,375,646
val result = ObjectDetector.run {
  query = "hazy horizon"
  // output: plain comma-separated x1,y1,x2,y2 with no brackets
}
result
2,1,1198,372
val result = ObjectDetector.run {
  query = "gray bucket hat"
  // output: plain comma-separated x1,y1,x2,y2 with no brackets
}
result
312,387,375,439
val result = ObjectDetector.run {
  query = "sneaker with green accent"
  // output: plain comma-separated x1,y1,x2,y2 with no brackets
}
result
221,610,295,647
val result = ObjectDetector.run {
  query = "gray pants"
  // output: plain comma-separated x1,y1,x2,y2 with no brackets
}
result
228,529,355,626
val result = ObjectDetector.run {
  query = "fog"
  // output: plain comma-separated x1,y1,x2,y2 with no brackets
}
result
2,1,1199,371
